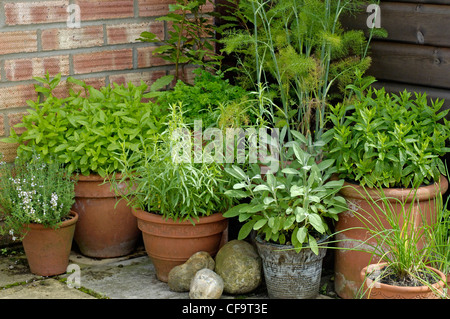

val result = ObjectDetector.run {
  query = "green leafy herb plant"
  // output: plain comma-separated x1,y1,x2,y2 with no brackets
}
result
138,0,223,82
324,73,450,189
223,130,347,254
220,0,382,143
4,73,168,177
0,152,75,240
112,103,236,224
157,69,250,129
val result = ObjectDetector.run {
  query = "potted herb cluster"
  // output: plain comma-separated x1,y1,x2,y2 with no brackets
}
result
5,73,169,258
324,73,450,298
0,152,77,276
112,103,235,282
223,130,348,299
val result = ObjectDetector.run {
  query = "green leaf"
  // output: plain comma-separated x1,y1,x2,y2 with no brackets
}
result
238,220,256,240
296,226,307,243
308,235,319,255
308,213,325,233
223,203,250,218
253,218,267,230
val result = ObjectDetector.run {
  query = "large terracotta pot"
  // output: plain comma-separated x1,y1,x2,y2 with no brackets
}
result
334,175,448,299
72,174,140,258
22,211,78,276
133,209,228,282
360,262,446,299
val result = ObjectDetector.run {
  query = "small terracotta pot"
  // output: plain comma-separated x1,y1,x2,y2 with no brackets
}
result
133,209,228,282
22,211,78,277
334,175,448,299
72,174,140,258
360,262,447,299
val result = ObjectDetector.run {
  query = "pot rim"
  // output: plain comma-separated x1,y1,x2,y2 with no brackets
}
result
339,175,448,202
360,262,447,293
73,173,125,182
132,209,225,225
23,210,79,230
255,234,329,250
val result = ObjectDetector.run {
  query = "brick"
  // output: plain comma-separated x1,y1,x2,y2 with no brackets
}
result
137,46,172,68
41,26,104,51
73,49,133,74
4,0,69,25
106,21,164,45
139,0,214,17
8,112,28,135
5,55,70,82
75,0,134,21
110,70,167,87
0,31,38,55
138,0,175,17
0,84,38,109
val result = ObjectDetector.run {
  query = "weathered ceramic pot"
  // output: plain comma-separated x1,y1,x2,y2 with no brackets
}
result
255,235,327,299
360,262,446,299
22,211,78,276
72,174,140,258
133,209,228,282
334,175,448,299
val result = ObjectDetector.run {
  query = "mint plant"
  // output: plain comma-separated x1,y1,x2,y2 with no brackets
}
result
324,73,450,188
4,73,167,177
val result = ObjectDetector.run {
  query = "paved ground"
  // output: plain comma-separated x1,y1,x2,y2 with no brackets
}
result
0,244,336,300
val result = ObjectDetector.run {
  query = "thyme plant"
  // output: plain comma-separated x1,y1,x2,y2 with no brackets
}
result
0,152,75,240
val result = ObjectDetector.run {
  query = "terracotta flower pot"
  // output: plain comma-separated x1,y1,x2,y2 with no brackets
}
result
72,174,140,258
334,175,448,299
133,209,228,282
360,262,447,299
22,211,78,276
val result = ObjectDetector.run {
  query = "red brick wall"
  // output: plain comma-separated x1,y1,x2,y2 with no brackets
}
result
0,0,213,162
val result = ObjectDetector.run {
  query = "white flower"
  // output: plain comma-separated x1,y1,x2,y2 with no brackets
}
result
50,193,58,209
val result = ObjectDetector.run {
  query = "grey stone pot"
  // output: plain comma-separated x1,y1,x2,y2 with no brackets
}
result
255,235,327,299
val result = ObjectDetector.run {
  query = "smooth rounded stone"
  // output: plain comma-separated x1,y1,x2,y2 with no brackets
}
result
168,251,215,292
214,240,262,294
189,268,224,299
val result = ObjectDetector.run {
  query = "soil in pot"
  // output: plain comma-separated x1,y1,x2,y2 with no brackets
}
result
360,263,447,299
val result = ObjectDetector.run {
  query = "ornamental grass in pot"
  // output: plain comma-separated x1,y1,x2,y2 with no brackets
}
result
323,73,450,299
4,73,170,258
0,152,77,276
112,104,235,282
224,130,348,299
351,190,448,299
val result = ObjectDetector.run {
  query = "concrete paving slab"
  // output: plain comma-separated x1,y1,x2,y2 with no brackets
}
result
0,278,95,299
67,255,190,299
